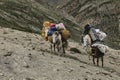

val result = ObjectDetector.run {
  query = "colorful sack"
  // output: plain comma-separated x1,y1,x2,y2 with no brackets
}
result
50,26,57,31
41,28,47,40
41,26,50,41
47,30,53,36
56,23,66,30
50,23,55,28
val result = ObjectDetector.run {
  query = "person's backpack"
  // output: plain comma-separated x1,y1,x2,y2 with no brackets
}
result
56,23,66,30
95,29,107,41
89,28,100,43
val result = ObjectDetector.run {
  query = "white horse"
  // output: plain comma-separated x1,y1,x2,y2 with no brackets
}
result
82,34,92,60
47,31,66,56
51,31,63,53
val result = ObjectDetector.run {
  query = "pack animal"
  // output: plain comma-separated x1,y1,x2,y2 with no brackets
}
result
83,34,108,67
91,46,104,67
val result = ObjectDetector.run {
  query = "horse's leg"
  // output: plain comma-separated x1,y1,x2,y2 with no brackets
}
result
89,53,91,60
56,42,60,52
57,45,59,52
53,44,56,52
62,43,65,56
93,56,95,65
50,44,52,53
97,58,99,66
101,56,104,67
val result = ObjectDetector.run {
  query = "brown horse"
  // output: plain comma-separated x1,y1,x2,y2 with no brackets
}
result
91,46,104,67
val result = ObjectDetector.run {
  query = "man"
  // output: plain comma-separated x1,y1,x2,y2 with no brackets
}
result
83,24,100,44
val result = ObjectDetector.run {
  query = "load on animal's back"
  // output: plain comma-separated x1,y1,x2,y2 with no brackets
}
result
82,24,109,66
41,21,71,54
41,21,71,42
41,21,50,41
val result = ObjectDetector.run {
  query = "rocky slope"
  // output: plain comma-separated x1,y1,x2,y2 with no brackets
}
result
42,0,120,49
0,0,120,48
57,0,120,49
2,0,68,31
0,1,120,80
0,0,80,43
0,26,120,80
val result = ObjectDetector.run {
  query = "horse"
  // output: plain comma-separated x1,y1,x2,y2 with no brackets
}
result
91,46,104,67
52,31,63,52
44,27,69,56
52,31,69,56
82,34,92,60
47,31,63,54
82,34,108,67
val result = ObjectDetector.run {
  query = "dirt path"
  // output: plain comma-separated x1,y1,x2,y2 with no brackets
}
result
0,27,120,80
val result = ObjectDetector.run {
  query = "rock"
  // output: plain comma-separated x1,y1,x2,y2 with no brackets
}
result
14,38,17,40
1,42,4,44
4,51,13,57
25,77,35,80
23,65,30,68
4,37,6,40
56,69,60,71
42,53,45,56
0,73,4,76
70,48,81,53
28,53,32,60
84,78,88,80
3,31,8,34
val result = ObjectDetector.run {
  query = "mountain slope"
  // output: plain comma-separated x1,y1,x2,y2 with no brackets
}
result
0,26,120,80
0,0,66,32
0,0,120,49
57,0,120,49
0,0,80,42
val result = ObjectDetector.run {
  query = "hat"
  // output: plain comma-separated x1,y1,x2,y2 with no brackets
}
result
84,24,91,30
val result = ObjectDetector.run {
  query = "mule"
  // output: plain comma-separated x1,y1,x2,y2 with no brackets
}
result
91,46,104,67
82,34,107,67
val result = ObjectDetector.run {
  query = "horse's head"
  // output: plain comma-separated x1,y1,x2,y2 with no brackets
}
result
52,31,61,44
